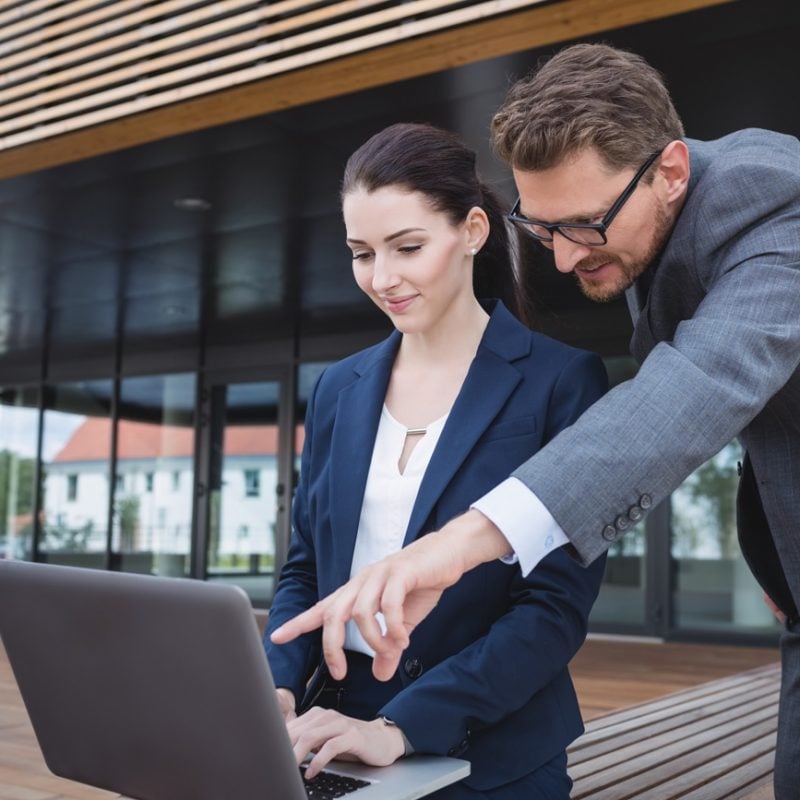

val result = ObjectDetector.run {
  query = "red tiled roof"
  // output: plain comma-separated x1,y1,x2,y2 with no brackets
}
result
53,418,304,463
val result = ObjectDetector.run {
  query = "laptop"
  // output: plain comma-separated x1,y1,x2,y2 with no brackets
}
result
0,560,469,800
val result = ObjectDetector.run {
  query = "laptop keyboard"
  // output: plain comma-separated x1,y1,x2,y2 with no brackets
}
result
300,764,372,798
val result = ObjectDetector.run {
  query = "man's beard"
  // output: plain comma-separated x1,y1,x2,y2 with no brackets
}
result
575,203,673,303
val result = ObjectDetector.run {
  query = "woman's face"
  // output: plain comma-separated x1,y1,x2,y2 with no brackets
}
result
343,186,479,334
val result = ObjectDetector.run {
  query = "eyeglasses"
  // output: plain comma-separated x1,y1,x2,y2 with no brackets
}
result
507,150,663,246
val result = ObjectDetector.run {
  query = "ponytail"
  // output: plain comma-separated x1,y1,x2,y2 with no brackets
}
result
473,183,532,327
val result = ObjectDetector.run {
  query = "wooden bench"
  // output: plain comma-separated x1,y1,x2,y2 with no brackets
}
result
567,662,780,800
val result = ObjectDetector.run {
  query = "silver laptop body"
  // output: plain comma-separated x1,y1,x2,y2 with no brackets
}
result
0,560,469,800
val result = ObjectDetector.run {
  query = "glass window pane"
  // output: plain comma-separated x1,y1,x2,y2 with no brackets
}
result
40,380,113,567
0,386,40,562
206,380,280,605
590,521,646,627
112,374,196,576
671,440,779,633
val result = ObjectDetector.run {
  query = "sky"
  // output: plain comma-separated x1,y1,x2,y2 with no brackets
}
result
0,408,85,461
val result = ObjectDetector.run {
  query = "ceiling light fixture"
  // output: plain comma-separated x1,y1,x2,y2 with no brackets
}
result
173,197,211,212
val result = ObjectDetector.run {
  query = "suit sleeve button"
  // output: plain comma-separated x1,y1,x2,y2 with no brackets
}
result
615,514,630,531
628,505,643,522
639,493,652,509
602,525,618,541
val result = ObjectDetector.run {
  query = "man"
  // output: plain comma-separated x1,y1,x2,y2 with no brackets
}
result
273,43,800,796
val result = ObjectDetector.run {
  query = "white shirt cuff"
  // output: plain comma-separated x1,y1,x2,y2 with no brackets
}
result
471,477,569,577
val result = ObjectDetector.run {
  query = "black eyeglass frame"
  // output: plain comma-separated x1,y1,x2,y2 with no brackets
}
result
507,149,663,246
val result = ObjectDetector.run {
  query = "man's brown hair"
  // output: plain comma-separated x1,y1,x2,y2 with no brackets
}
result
491,43,685,173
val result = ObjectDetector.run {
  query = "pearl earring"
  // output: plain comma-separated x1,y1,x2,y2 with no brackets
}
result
470,247,478,256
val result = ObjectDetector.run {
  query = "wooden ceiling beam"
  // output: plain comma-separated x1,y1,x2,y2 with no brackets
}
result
0,0,734,181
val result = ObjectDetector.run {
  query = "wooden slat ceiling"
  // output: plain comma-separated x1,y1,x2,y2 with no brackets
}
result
0,0,551,152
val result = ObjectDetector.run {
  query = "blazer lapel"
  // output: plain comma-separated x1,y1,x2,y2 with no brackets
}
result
403,303,528,545
329,332,399,586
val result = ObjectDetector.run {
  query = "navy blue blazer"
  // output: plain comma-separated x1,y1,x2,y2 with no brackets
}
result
265,300,608,791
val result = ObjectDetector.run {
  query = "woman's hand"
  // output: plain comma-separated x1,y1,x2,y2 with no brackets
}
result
276,688,297,721
288,707,406,779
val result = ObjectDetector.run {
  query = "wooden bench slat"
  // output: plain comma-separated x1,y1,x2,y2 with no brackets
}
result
570,689,778,763
577,664,780,733
724,780,775,800
582,671,778,730
572,731,776,800
670,748,776,800
571,716,776,796
569,700,778,775
572,682,778,748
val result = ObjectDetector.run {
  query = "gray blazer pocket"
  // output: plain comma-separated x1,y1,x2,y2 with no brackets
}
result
481,415,538,443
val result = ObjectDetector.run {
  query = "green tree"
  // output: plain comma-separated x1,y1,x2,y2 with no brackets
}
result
673,442,741,559
117,495,141,552
0,449,36,538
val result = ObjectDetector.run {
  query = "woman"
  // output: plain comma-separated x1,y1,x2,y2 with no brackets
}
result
264,122,607,799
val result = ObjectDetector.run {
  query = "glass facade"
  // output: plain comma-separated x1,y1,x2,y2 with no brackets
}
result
0,360,783,645
590,522,647,628
0,386,40,562
205,379,282,605
40,380,113,568
672,441,779,634
111,374,197,576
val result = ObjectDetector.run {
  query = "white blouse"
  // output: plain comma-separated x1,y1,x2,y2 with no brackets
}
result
344,404,448,656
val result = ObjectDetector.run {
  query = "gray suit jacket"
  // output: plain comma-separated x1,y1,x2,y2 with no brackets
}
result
514,129,800,599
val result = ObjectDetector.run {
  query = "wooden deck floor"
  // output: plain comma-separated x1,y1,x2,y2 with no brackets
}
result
0,636,780,800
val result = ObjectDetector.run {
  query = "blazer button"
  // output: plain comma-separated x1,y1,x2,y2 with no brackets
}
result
404,657,423,679
628,505,643,522
615,514,630,532
602,525,618,541
639,493,653,510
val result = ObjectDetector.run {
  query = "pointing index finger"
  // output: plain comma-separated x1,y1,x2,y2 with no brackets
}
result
270,603,326,644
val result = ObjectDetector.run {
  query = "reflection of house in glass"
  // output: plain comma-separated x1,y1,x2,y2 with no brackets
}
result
45,418,297,570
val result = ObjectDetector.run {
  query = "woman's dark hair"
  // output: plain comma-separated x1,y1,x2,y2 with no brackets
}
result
341,122,529,325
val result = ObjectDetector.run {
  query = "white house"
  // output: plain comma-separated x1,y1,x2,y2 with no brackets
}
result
45,417,286,570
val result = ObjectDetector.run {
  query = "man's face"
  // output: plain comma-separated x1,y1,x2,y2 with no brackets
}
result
512,148,677,302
